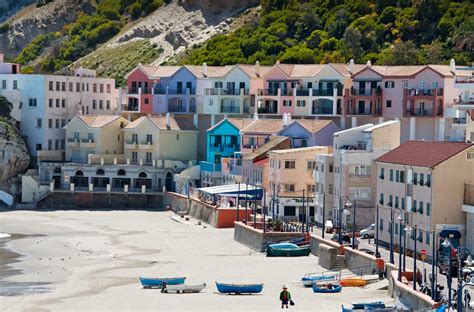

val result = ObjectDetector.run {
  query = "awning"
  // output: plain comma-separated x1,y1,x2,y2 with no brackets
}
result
198,183,263,199
439,230,461,239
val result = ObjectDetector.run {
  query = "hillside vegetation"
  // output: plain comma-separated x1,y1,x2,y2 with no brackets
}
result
179,0,474,66
12,0,169,72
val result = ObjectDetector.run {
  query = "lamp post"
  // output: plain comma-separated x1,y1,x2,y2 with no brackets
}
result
375,204,380,258
301,189,305,233
351,200,357,249
396,210,408,282
390,208,394,264
406,225,417,291
338,196,352,245
431,230,436,301
320,192,326,239
244,179,248,225
236,181,240,222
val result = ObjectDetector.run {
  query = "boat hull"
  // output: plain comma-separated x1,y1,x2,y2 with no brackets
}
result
301,275,336,287
339,279,367,287
139,277,186,288
312,284,342,293
266,246,311,257
215,282,263,294
165,283,206,294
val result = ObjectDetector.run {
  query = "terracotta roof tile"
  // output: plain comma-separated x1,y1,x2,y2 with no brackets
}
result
290,119,334,134
241,118,286,134
184,65,233,78
242,136,290,160
207,118,255,131
375,141,473,168
151,66,181,78
77,115,123,128
289,64,326,77
125,116,197,131
236,64,273,78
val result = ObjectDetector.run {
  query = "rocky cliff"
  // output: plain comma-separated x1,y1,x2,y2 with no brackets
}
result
0,118,30,194
0,0,36,23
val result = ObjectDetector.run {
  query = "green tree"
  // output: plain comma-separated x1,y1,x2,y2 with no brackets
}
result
306,30,328,50
343,27,363,61
0,96,13,118
421,41,443,64
279,45,315,63
391,41,422,65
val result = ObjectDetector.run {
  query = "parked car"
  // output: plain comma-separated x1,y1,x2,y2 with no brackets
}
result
360,224,375,239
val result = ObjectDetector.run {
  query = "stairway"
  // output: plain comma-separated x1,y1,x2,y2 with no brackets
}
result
336,255,346,270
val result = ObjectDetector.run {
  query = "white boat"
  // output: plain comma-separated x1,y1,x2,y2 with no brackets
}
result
163,283,206,294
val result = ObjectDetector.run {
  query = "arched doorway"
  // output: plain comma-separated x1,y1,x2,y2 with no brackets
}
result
92,168,109,188
165,172,173,191
112,169,130,189
52,167,62,189
71,170,88,188
134,172,152,189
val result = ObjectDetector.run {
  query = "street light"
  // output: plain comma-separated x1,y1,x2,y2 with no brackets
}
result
338,196,352,245
375,204,380,258
396,211,408,282
405,224,418,291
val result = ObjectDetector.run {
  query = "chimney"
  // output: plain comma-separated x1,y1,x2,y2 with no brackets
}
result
255,60,260,77
348,59,354,73
253,112,259,121
287,113,292,124
276,60,280,65
384,65,387,74
165,112,171,128
283,113,288,126
366,60,372,67
0,53,4,63
450,58,456,73
202,62,208,77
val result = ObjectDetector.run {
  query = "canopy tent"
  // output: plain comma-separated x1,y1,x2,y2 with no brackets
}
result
198,183,263,205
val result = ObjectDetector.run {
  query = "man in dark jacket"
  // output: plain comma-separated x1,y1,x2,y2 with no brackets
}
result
280,285,291,308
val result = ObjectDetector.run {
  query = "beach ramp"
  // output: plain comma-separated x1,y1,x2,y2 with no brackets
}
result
0,190,13,206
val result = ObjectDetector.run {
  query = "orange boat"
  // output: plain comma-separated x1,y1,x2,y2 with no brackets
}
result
339,278,367,287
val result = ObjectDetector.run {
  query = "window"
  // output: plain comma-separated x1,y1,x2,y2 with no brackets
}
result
384,81,395,88
61,99,65,108
284,184,295,192
379,168,384,179
297,100,306,107
144,98,149,105
146,152,152,163
379,193,384,205
427,203,431,216
76,82,80,92
468,152,474,160
353,165,370,176
61,82,66,91
209,99,214,106
418,201,424,214
413,172,418,185
400,171,405,183
61,119,65,127
132,152,138,164
349,187,371,200
28,98,37,107
426,174,431,187
35,144,42,151
55,119,59,128
49,98,53,107
388,195,393,207
48,139,52,150
283,100,292,107
419,173,424,186
13,80,18,89
389,169,394,181
106,100,110,110
329,164,333,172
146,134,153,143
402,80,408,89
99,84,104,93
107,84,111,93
36,118,42,128
396,170,400,182
93,84,97,93
56,81,60,91
56,99,60,108
284,160,296,169
49,81,53,90
412,200,417,212
307,184,316,193
395,196,399,208
386,100,392,108
2,80,6,89
307,161,316,170
401,197,405,210
92,100,97,109
48,119,52,128
61,139,65,149
419,81,425,89
99,100,103,109
432,81,438,89
55,139,59,150
69,82,73,92
284,206,296,216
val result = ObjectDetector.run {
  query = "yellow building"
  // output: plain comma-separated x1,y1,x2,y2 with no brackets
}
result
123,114,198,164
64,115,129,163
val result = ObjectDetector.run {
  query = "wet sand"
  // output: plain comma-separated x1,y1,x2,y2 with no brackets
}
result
0,210,393,311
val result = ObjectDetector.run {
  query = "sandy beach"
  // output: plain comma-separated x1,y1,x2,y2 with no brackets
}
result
0,210,392,311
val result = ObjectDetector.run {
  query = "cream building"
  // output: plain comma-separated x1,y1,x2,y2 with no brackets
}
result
268,146,332,222
314,120,401,229
375,141,474,258
64,115,128,164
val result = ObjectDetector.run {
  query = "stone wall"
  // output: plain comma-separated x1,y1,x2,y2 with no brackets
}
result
310,234,341,257
344,248,378,271
388,270,435,310
234,222,304,251
318,243,337,270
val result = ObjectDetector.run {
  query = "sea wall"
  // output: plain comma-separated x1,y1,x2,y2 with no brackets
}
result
233,221,304,251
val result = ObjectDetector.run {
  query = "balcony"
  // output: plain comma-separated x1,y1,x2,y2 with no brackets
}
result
154,87,196,95
257,89,278,96
126,87,151,95
348,88,382,96
139,141,154,150
296,89,310,96
168,103,187,113
80,139,95,148
346,107,373,116
200,161,221,173
125,141,138,149
67,138,79,147
210,143,238,153
280,89,294,96
205,88,249,96
220,104,241,114
404,88,443,97
257,105,278,114
313,89,334,96
453,98,474,110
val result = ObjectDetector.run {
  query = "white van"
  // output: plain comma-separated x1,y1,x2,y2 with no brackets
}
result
360,224,375,239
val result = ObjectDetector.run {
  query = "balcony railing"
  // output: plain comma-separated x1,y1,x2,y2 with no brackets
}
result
257,89,278,96
280,89,294,96
346,108,372,115
312,106,333,114
405,88,444,97
313,89,334,96
81,139,95,143
296,89,309,96
220,105,240,113
257,106,278,114
205,88,249,96
406,108,434,116
168,104,187,112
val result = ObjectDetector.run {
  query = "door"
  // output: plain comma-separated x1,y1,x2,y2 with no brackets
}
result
359,81,366,94
177,81,183,94
186,81,192,93
226,82,235,94
268,82,279,95
239,82,245,93
358,101,365,114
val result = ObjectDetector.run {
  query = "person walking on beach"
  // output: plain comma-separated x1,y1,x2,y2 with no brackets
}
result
280,285,292,309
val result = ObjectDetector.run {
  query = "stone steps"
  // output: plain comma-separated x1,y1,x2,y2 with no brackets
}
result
336,255,346,269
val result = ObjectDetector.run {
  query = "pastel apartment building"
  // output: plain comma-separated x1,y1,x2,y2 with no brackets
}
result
313,120,401,229
375,141,474,258
0,63,118,161
268,146,332,222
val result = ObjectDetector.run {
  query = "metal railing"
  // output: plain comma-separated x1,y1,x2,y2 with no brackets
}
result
313,89,334,96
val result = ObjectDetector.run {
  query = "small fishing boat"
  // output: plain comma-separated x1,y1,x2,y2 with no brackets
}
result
215,282,263,294
139,277,186,288
163,283,206,294
266,243,311,257
312,283,342,293
301,274,336,287
339,278,367,287
351,301,385,309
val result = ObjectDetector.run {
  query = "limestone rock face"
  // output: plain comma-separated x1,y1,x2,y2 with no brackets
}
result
0,119,29,194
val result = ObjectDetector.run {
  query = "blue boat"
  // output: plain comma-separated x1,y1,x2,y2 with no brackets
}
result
351,301,385,309
312,283,342,293
139,277,186,288
215,282,263,294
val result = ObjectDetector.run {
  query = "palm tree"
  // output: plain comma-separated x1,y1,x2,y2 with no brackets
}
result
0,96,13,118
454,18,474,52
